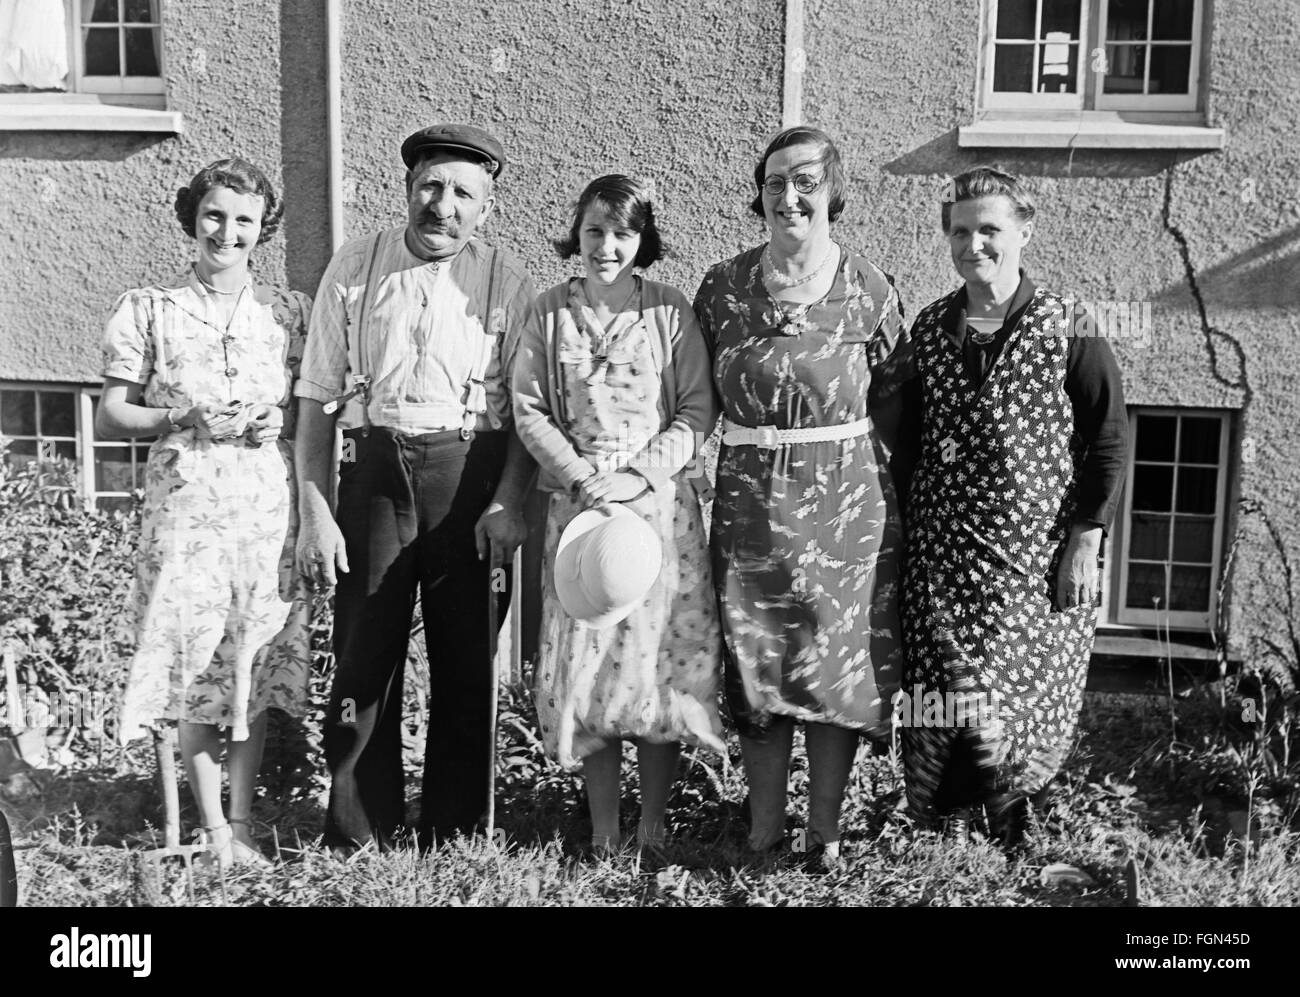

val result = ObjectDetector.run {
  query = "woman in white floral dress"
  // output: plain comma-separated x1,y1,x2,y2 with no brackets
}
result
97,159,312,867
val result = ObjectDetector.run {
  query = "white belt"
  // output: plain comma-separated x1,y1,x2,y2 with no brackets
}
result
721,416,873,449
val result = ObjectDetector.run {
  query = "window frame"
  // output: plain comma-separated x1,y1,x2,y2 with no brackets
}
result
68,0,165,98
978,0,1207,116
1103,407,1232,631
0,380,151,510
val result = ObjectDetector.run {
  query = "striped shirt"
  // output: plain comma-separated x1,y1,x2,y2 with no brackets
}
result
295,227,535,434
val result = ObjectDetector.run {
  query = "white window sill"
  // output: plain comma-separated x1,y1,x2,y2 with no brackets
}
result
0,98,182,133
958,116,1224,150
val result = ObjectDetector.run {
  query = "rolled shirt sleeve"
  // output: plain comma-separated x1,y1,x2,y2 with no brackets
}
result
294,241,357,406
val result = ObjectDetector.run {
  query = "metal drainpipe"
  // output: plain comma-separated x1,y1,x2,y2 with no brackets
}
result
326,0,344,251
783,0,805,128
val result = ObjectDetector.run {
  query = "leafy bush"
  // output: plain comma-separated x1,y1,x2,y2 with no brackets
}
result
0,453,139,741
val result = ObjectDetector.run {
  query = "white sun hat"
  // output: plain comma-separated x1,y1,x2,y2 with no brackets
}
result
554,503,662,628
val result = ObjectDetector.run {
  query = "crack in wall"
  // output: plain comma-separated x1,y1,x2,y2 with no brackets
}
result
1160,163,1253,406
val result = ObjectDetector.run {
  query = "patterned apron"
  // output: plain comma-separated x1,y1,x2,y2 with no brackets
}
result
901,287,1098,824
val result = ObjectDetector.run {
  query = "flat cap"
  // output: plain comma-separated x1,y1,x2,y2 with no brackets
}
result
400,123,506,177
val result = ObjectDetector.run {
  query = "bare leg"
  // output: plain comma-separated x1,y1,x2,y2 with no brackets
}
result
226,711,268,848
179,721,231,860
805,722,859,848
635,741,680,847
581,740,622,849
739,718,794,851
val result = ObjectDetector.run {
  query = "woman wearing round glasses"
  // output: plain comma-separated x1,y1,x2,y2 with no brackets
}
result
693,126,912,868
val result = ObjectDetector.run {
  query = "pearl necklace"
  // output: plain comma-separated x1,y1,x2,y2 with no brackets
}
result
763,243,836,289
196,271,247,296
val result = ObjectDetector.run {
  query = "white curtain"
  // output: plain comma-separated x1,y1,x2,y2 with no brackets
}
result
0,0,69,90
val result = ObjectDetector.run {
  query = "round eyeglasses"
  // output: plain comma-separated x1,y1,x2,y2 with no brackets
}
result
761,172,824,196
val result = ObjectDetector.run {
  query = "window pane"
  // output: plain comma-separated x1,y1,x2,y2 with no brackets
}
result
1173,517,1215,563
1041,0,1081,37
96,496,137,514
1152,0,1194,40
1,389,36,435
123,0,159,22
1104,43,1146,93
1134,414,1176,461
1107,0,1150,40
1129,513,1170,560
124,27,160,76
1126,562,1167,609
5,438,37,459
993,44,1035,92
1038,41,1077,92
1178,416,1221,463
1148,44,1191,94
997,0,1037,39
84,27,120,75
87,0,120,23
1176,466,1218,514
95,447,135,491
38,391,75,437
1168,566,1211,612
1131,464,1173,511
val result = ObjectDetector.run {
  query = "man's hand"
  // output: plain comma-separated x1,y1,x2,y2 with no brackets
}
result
475,500,527,568
243,403,284,445
576,469,648,510
1057,523,1103,610
297,511,349,589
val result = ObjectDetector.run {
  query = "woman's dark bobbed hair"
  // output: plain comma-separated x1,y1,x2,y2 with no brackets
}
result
749,125,847,223
553,174,664,269
173,158,283,245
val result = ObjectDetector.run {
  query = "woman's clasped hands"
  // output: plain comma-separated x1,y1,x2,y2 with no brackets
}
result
576,467,649,511
175,401,283,445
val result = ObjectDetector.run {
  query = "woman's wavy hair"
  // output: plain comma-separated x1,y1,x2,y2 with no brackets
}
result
553,174,664,269
173,158,283,245
940,166,1036,233
749,125,847,223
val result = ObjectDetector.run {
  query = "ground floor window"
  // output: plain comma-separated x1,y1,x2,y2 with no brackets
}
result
1100,407,1232,630
0,381,151,512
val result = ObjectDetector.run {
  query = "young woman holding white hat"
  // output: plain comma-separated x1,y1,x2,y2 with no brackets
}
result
513,175,724,854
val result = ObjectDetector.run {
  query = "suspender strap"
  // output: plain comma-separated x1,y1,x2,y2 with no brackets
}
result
461,246,503,440
352,232,385,436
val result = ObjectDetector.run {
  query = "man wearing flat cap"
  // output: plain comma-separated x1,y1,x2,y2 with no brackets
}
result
295,123,535,851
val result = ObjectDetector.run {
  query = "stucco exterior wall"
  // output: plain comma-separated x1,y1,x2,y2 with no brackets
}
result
0,0,328,385
337,0,783,297
803,0,1300,657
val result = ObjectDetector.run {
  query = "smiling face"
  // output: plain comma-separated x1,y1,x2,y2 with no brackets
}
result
760,142,830,245
577,203,641,287
194,186,264,278
405,152,496,261
946,194,1033,291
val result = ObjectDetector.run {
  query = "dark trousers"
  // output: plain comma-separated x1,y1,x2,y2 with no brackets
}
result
323,427,510,849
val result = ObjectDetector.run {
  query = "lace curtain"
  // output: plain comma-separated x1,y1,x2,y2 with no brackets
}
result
0,0,69,90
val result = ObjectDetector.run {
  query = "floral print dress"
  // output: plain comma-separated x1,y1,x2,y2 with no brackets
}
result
901,286,1099,823
532,278,724,771
102,270,313,743
693,246,909,739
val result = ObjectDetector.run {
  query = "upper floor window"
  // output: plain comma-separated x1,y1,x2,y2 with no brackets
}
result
0,0,162,101
981,0,1205,114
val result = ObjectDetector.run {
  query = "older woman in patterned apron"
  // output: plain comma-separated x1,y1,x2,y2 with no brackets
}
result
900,167,1128,843
694,127,911,866
96,159,312,868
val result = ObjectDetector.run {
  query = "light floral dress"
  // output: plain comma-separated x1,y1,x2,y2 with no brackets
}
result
523,278,724,771
102,269,313,743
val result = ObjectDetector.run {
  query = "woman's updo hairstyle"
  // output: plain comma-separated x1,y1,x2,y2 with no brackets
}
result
553,174,664,269
940,166,1036,233
173,158,283,245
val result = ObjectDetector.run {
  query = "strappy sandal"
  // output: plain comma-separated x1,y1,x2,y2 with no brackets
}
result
227,817,272,869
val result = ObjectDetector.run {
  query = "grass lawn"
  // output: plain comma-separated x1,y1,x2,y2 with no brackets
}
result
5,682,1298,907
